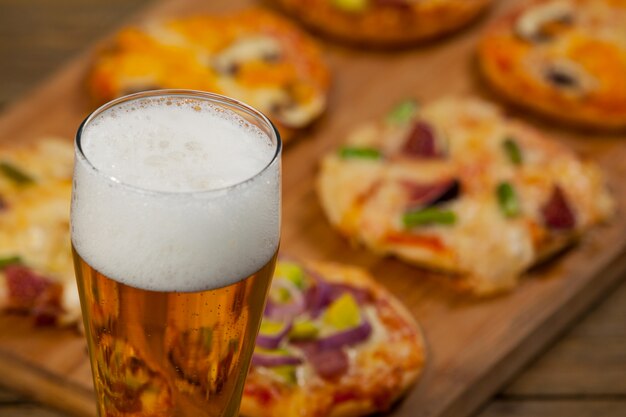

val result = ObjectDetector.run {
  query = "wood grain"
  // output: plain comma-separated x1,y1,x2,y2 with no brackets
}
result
0,1,625,417
504,280,626,396
0,404,66,417
479,400,626,417
0,0,154,111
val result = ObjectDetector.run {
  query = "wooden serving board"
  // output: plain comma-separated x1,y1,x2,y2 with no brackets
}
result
1,0,625,416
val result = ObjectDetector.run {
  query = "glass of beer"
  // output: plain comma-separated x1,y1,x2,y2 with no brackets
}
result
71,90,281,417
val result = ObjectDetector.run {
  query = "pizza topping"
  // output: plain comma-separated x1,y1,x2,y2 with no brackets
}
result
252,348,303,367
265,264,309,320
212,36,282,75
546,66,577,88
0,255,21,269
541,185,576,230
265,278,306,321
274,261,307,289
0,196,7,211
257,319,293,350
402,179,460,208
3,265,63,325
387,99,418,125
401,121,442,159
306,348,349,380
542,60,595,95
516,0,574,42
0,161,35,185
272,94,326,129
307,276,373,318
323,293,361,330
317,319,372,350
496,182,521,218
339,146,382,160
5,265,52,307
502,137,523,165
403,207,456,228
330,0,369,13
289,318,320,341
305,272,334,317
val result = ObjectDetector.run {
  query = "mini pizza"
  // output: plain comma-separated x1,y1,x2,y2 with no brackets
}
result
317,97,614,294
270,0,493,46
479,0,626,130
0,138,80,326
241,258,425,417
88,8,331,142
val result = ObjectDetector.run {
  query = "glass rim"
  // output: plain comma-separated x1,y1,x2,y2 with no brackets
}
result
75,89,282,197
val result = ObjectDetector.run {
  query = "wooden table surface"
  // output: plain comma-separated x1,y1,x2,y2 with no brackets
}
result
0,0,624,416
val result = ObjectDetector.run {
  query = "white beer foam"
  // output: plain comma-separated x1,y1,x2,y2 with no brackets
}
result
71,97,280,292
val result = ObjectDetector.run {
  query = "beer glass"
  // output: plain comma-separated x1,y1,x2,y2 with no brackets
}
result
71,90,281,417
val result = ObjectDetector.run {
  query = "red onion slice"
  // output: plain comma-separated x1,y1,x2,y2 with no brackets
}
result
264,279,306,321
305,269,334,318
306,274,374,318
256,321,293,350
317,319,372,351
541,185,576,230
251,351,303,368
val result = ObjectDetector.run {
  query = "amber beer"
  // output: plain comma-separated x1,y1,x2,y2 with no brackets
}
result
72,250,277,417
71,91,281,417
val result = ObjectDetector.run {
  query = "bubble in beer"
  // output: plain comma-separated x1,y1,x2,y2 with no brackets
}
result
71,96,280,292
